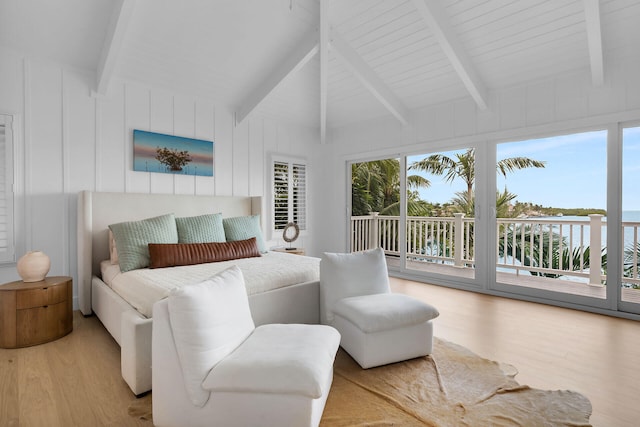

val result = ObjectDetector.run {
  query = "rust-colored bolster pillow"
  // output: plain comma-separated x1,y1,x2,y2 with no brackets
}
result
148,238,261,268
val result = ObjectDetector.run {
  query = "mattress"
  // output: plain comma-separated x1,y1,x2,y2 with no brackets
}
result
99,251,320,318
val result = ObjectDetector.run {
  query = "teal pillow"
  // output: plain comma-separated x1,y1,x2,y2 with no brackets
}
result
109,213,178,272
176,213,226,243
223,215,267,253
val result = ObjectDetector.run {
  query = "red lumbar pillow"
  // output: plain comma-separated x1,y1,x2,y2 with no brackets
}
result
148,237,261,269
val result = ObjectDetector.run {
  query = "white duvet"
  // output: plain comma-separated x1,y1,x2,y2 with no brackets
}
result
100,251,320,318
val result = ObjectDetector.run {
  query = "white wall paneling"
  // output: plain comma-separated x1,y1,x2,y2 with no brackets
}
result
194,99,215,195
29,59,65,283
149,89,175,194
96,84,126,192
0,50,318,308
232,119,249,197
214,110,233,196
525,80,555,126
124,83,151,194
248,118,264,197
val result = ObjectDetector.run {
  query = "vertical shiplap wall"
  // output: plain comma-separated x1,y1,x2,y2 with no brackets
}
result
0,49,317,308
311,55,640,256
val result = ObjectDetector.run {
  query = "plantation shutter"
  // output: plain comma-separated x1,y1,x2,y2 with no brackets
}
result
292,163,306,229
273,161,290,230
272,157,307,232
0,115,14,262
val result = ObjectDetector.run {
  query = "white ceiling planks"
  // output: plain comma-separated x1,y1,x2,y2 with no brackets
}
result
410,0,489,110
331,31,410,125
235,30,319,125
2,0,639,132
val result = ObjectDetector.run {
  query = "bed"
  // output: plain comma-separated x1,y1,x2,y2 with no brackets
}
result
77,191,320,395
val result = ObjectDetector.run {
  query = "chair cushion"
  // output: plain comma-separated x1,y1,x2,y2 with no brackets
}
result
167,265,255,407
202,324,340,399
333,293,439,333
320,247,390,324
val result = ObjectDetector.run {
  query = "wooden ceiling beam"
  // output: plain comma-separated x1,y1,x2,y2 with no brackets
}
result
584,0,604,86
411,0,488,110
95,0,136,96
236,31,319,126
331,32,410,126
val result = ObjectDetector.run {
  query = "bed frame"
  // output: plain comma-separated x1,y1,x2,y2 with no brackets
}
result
77,191,320,395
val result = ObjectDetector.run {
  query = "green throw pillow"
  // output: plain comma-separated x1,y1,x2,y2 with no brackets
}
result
109,213,178,272
223,215,267,253
176,213,226,243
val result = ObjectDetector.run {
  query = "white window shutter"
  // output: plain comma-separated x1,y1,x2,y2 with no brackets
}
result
0,115,14,262
292,163,306,229
272,157,307,233
273,161,290,230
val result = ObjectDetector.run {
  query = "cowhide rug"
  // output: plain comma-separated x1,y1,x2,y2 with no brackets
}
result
130,337,592,426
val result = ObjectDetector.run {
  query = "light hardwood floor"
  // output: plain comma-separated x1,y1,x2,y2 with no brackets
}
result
1,278,638,426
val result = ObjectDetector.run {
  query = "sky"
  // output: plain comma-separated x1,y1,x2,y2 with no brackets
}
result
406,126,640,211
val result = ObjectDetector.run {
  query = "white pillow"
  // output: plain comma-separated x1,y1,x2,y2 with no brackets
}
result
167,265,255,407
320,247,390,324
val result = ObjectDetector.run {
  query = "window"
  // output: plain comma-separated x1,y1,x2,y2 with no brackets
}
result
272,156,307,233
0,114,15,263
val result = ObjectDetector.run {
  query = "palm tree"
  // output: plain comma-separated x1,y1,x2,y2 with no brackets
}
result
351,159,430,216
409,148,545,207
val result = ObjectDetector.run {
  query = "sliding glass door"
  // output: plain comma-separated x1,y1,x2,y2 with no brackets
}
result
403,149,476,280
494,131,608,305
621,125,640,313
348,124,640,315
350,157,403,261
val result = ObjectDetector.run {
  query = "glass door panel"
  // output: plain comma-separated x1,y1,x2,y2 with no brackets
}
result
495,131,607,301
405,149,475,279
350,158,402,268
621,126,640,309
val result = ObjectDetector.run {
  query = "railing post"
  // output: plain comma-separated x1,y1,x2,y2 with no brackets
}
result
369,212,379,250
454,213,464,267
589,214,604,286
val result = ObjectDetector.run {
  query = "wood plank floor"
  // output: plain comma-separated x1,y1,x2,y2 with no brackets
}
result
391,277,640,427
1,278,638,426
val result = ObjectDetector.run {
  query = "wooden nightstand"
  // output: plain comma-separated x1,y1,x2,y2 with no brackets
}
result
0,276,73,348
273,247,306,256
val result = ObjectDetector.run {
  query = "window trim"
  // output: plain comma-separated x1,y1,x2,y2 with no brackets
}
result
269,154,308,240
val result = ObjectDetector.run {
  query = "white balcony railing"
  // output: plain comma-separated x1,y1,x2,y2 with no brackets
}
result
351,213,640,286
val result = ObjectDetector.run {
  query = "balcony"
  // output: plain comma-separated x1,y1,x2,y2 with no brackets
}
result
351,213,640,304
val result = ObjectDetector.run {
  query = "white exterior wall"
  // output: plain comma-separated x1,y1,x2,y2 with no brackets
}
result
310,54,640,258
0,48,318,309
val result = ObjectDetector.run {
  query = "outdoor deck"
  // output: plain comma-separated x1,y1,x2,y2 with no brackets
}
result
386,256,640,304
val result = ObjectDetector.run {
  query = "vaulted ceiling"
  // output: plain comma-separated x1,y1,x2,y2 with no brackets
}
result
1,0,639,135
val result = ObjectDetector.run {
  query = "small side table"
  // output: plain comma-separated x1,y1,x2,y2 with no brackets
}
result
0,276,73,348
273,247,306,256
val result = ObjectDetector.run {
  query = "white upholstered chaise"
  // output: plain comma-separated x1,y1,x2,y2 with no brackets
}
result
320,247,439,368
152,266,340,427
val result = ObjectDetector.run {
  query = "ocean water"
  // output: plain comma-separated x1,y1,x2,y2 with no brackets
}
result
535,211,640,250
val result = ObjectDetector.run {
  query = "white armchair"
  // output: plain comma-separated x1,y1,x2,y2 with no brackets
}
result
152,265,340,427
320,247,439,369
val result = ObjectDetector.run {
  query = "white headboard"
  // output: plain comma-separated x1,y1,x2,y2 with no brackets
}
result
77,191,261,315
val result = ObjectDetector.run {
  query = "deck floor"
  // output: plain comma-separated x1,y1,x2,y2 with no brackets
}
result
386,256,640,304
